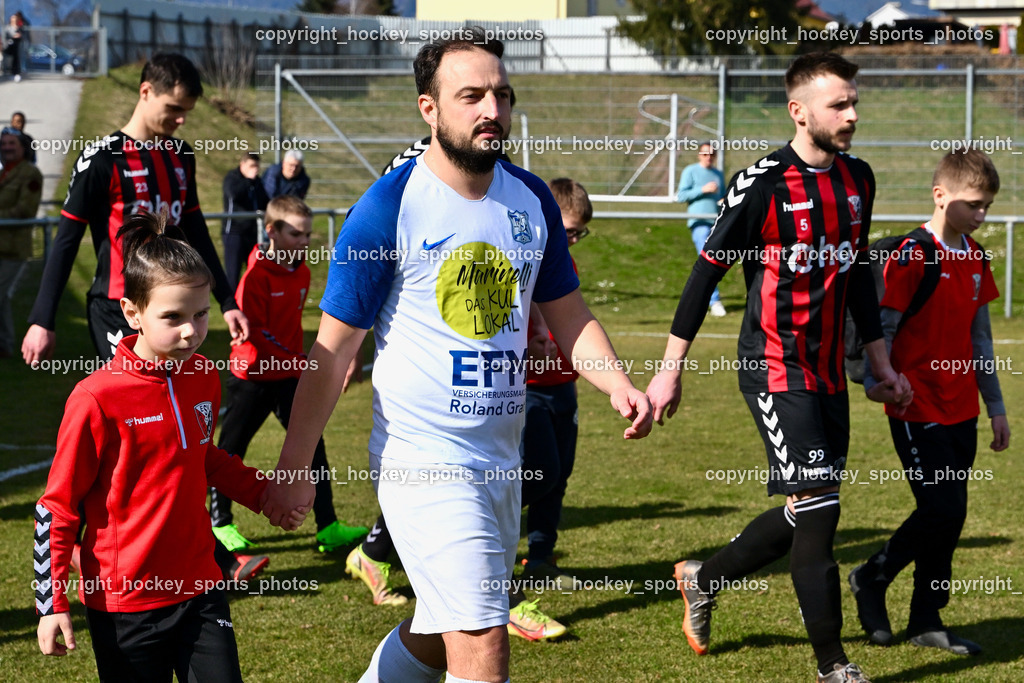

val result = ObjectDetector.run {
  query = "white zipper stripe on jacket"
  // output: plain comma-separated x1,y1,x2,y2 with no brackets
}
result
166,371,188,448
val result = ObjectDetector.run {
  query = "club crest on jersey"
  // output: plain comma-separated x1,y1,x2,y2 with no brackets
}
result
174,167,187,187
848,195,862,225
508,210,532,244
973,273,981,300
194,401,213,444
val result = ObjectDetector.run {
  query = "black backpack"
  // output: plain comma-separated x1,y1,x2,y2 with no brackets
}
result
844,227,941,383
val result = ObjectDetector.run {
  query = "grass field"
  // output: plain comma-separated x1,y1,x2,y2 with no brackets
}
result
1,66,1023,681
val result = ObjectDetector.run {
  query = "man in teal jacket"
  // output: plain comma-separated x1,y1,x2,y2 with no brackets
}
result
676,142,726,316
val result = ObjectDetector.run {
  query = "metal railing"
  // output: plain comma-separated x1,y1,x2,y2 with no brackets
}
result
0,210,1016,319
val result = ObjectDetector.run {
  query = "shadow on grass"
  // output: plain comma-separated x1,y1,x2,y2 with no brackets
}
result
0,468,53,502
0,605,87,646
548,547,779,625
559,502,739,531
708,631,807,654
870,616,1024,683
837,534,1013,566
551,557,692,624
0,500,37,521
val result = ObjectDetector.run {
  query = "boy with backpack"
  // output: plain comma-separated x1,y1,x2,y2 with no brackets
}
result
849,149,1010,655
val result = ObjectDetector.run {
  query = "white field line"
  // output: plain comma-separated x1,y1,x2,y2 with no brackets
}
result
0,456,54,482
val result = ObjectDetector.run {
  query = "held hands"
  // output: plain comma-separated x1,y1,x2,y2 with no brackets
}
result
223,309,250,346
990,414,1010,452
865,369,913,416
646,370,682,426
609,386,653,439
527,329,557,363
260,478,314,531
38,612,76,656
701,181,719,194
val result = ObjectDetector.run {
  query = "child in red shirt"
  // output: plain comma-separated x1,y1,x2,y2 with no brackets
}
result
210,195,368,554
35,211,305,681
852,150,1010,656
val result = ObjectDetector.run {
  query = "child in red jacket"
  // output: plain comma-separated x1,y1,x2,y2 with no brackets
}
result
210,195,368,554
851,149,1010,656
35,211,305,681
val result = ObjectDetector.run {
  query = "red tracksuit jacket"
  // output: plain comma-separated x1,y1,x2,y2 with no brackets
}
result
34,336,268,615
230,246,309,382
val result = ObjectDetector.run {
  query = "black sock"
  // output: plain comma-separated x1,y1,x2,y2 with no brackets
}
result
213,537,236,575
697,505,795,596
790,493,846,674
361,515,393,563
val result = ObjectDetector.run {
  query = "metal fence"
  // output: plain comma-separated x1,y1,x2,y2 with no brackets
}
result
96,4,661,72
256,54,1024,218
11,25,106,77
2,210,1016,319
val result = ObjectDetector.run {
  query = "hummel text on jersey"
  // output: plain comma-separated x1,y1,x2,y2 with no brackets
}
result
125,414,165,427
783,199,814,212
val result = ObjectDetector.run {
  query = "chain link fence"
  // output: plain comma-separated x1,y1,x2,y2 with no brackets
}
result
254,54,1024,219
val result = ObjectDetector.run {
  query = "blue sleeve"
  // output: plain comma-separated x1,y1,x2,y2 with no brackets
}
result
713,169,726,201
319,165,410,328
676,165,700,204
500,163,580,303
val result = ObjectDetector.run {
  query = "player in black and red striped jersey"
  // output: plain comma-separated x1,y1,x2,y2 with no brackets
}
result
647,53,912,683
850,150,1009,657
22,53,248,365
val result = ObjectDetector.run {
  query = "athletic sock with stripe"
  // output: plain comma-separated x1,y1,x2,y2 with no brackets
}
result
790,493,846,674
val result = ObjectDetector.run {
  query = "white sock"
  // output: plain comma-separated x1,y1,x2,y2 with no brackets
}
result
359,625,445,683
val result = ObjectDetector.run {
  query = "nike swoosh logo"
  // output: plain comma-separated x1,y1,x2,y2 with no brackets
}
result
422,234,455,250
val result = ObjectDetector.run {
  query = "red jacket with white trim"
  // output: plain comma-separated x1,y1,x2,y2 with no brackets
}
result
34,336,268,615
229,246,310,381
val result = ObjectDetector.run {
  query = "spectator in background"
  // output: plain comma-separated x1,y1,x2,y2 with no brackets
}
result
3,14,23,82
676,142,727,317
14,12,29,68
9,112,36,163
0,127,42,356
263,150,310,199
222,152,269,292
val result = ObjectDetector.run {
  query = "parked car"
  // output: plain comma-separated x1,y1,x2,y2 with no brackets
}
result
26,44,83,75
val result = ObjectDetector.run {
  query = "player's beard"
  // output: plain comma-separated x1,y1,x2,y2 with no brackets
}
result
809,118,855,156
436,114,504,176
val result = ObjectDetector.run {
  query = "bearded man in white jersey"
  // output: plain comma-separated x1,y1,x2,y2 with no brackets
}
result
262,27,652,683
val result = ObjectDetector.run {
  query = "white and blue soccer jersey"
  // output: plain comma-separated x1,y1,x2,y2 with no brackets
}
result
321,157,580,469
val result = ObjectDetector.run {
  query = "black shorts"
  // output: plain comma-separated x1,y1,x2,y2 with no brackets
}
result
742,390,850,496
85,590,243,683
87,296,134,362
